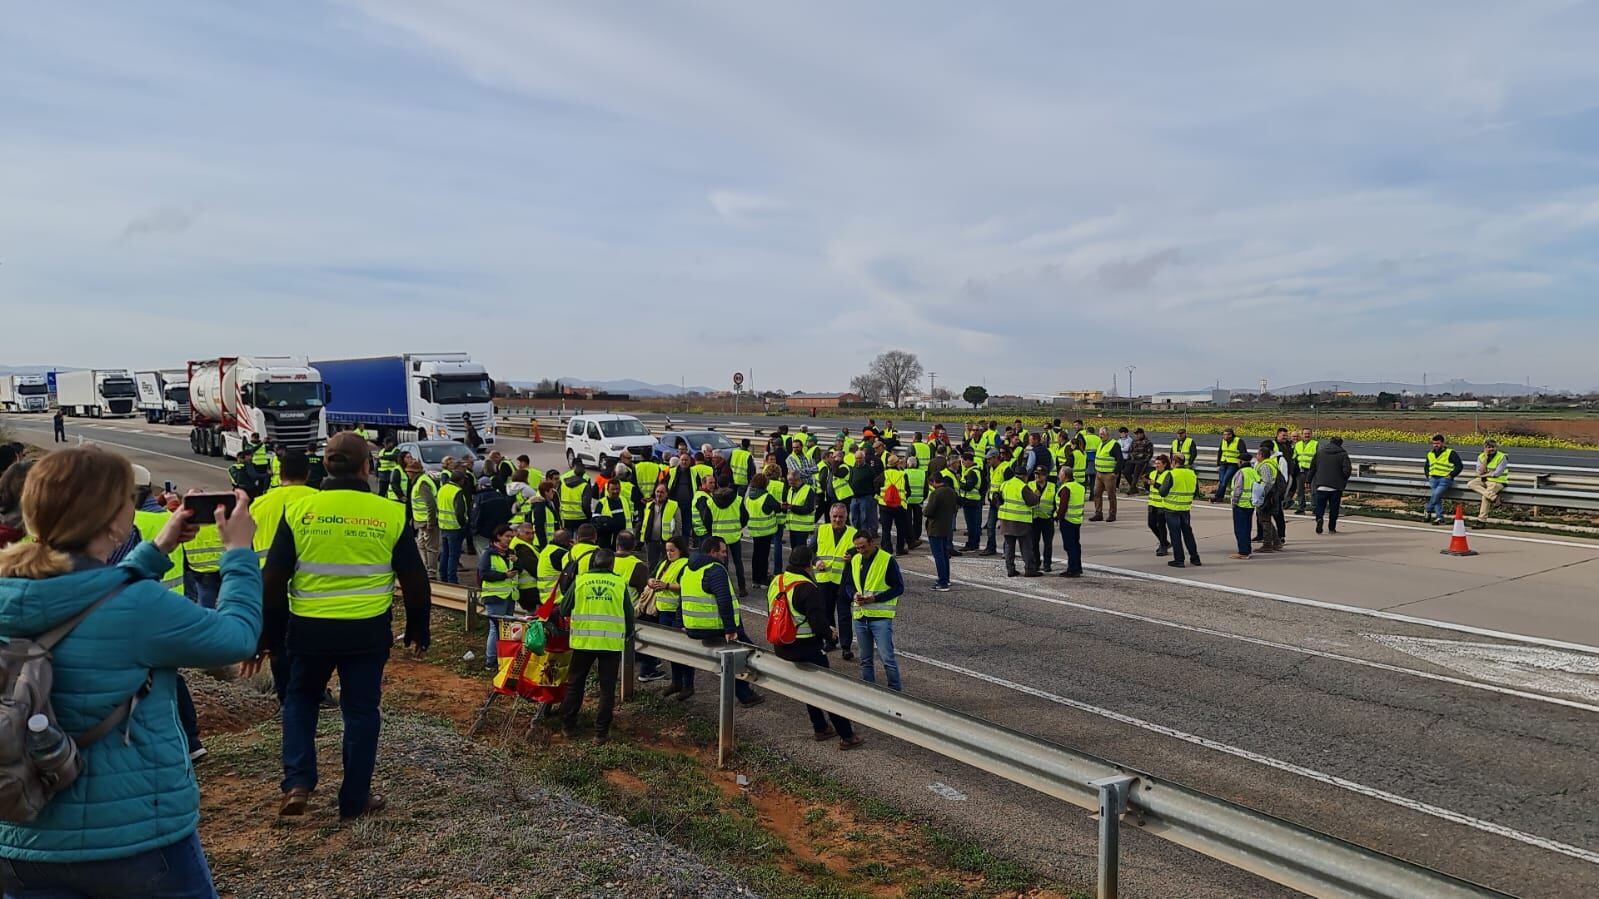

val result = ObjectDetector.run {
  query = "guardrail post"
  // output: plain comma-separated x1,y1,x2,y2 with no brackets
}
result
620,637,637,702
715,647,752,768
464,588,479,634
1089,774,1138,899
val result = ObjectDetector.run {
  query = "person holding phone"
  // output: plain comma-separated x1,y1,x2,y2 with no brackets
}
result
0,447,260,897
258,432,431,820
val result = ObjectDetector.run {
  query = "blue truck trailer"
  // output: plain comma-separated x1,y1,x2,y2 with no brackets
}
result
311,353,495,445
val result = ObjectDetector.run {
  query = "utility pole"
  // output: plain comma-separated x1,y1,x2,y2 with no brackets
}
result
929,371,937,406
1112,372,1118,397
1126,365,1135,401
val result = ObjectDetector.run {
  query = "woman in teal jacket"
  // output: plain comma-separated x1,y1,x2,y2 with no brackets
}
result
0,447,260,898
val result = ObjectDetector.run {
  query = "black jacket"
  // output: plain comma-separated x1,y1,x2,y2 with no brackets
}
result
1308,445,1352,491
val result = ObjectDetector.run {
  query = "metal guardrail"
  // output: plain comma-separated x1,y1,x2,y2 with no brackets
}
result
424,581,1506,896
496,414,1599,513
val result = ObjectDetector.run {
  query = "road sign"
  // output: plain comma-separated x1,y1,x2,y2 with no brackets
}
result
733,371,744,388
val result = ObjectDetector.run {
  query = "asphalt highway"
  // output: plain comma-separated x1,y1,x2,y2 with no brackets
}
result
12,413,1598,896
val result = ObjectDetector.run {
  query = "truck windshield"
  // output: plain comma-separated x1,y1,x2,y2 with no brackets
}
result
256,382,324,408
100,379,136,398
599,419,649,438
432,377,491,404
16,383,47,396
167,387,191,405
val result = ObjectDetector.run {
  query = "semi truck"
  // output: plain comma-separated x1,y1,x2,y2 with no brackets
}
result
134,369,191,424
310,353,495,445
0,375,50,413
56,369,137,418
187,356,328,458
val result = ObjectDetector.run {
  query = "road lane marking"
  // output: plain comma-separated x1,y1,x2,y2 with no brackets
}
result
1365,635,1599,702
1073,562,1599,657
737,602,1599,865
898,565,1599,713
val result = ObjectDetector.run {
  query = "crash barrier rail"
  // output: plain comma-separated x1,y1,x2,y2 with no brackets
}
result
496,413,1599,514
423,581,1506,899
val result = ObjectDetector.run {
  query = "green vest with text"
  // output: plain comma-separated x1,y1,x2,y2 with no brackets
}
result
568,571,627,651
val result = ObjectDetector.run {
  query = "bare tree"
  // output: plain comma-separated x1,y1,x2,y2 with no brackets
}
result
849,373,884,403
931,386,953,402
865,350,924,409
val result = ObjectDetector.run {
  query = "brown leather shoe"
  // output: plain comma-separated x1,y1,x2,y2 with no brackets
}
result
839,735,865,751
279,787,311,817
814,727,838,741
341,795,386,820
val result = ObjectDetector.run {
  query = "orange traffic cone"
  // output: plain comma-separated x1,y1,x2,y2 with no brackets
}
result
532,420,542,443
1440,504,1477,557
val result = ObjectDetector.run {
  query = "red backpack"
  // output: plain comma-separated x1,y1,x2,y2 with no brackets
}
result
766,575,799,645
883,482,903,508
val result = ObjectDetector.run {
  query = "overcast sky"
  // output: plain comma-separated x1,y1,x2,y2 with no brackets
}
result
4,1,1599,394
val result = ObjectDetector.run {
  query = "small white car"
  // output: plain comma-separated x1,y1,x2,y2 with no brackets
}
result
564,414,655,470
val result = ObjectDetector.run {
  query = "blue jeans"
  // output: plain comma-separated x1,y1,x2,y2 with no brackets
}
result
983,503,998,552
853,616,901,691
1426,477,1453,520
796,649,855,739
1165,511,1199,565
770,525,784,572
0,830,216,899
928,536,952,587
282,648,388,818
483,599,513,666
1232,505,1253,556
183,570,220,610
848,496,878,534
1214,463,1238,502
1059,522,1082,574
439,529,464,582
960,500,982,549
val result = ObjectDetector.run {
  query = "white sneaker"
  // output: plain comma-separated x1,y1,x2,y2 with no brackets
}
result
189,747,208,763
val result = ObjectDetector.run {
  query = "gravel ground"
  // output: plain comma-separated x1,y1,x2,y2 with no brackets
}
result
184,666,278,733
202,708,756,899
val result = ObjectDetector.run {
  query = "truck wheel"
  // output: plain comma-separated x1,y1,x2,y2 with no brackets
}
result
597,454,610,473
189,430,200,453
210,429,225,457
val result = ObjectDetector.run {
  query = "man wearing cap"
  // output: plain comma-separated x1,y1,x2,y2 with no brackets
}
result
260,432,432,820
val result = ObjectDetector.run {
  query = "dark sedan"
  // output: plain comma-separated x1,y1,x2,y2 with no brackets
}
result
652,429,736,461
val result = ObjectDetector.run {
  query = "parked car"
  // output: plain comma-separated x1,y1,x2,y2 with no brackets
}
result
396,439,478,474
651,429,736,461
563,414,655,470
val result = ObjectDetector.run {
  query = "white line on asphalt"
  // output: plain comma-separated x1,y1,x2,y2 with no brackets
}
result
897,651,1599,866
1077,563,1599,657
897,567,1599,713
736,602,1599,865
72,435,225,472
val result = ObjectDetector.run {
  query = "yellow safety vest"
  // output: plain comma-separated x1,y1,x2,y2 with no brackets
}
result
1165,468,1197,512
131,510,183,593
1033,482,1057,519
814,524,856,585
709,497,743,542
784,484,817,533
997,478,1032,523
744,495,778,538
251,484,318,556
436,483,462,530
1293,440,1319,470
612,555,643,601
184,525,224,574
848,551,896,619
729,449,752,486
1427,449,1456,478
652,557,688,613
1147,470,1169,511
878,468,907,505
508,537,538,591
690,491,712,537
284,490,405,620
568,571,627,651
1219,437,1243,465
641,500,680,540
567,542,598,577
410,474,438,525
559,476,588,523
1058,481,1085,525
1094,445,1117,474
533,544,566,598
633,460,662,493
1234,466,1260,510
903,467,927,504
1171,437,1195,467
480,551,516,603
678,561,736,632
1478,451,1510,484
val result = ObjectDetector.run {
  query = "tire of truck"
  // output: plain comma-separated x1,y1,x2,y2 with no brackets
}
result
210,429,225,457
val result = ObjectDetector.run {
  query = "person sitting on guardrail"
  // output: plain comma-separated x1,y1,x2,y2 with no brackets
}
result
771,545,864,750
1466,439,1509,530
1422,434,1464,525
677,536,764,708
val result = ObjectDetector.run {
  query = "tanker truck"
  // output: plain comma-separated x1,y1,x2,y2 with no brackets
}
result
187,356,328,459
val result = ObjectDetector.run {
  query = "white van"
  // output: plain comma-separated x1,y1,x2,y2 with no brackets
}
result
564,414,655,470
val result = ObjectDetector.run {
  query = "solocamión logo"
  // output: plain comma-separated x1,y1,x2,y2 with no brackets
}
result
300,511,391,528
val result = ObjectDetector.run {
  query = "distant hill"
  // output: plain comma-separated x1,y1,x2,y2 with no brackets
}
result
503,377,720,397
1257,380,1548,398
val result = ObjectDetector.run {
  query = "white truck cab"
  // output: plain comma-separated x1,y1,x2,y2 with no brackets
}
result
564,414,654,470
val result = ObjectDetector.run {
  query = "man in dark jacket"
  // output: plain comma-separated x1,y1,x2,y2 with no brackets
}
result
1307,436,1352,534
1125,429,1154,494
770,546,862,749
677,537,764,706
922,471,959,590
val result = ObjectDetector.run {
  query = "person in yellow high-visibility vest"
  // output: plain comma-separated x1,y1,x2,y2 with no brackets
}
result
1466,438,1510,528
260,431,432,820
557,549,633,743
1157,452,1201,568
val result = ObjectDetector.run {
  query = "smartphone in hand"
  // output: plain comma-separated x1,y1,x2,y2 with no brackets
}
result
182,492,238,525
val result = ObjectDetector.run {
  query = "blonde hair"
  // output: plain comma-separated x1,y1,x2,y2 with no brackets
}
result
0,447,133,579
